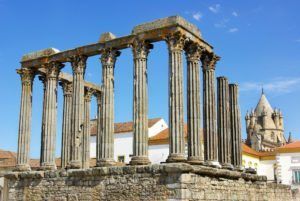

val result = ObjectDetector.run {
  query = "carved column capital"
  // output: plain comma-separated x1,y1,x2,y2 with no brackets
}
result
69,55,88,74
84,87,95,102
100,49,121,67
201,52,220,71
132,40,153,60
166,32,187,52
185,43,203,62
43,62,64,79
17,68,35,86
60,81,73,96
94,91,102,105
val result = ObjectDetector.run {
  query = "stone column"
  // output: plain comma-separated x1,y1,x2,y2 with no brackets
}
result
95,91,102,164
69,55,88,169
217,77,232,169
82,87,94,169
229,84,243,169
38,75,46,166
16,68,35,171
185,43,204,164
166,33,186,162
97,49,120,167
130,40,153,165
60,81,72,169
201,52,220,167
40,62,63,170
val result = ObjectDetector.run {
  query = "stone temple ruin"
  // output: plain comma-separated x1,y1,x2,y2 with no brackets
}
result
3,16,296,200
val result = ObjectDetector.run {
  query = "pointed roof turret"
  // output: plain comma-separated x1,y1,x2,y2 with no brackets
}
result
255,90,273,116
288,132,294,143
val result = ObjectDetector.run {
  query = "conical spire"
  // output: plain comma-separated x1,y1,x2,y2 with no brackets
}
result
255,91,273,116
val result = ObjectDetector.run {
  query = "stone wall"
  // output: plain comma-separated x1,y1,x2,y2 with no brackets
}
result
3,163,298,201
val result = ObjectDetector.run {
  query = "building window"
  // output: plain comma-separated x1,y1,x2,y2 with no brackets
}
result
117,155,125,163
271,132,275,141
254,163,258,170
291,157,300,163
248,161,252,167
292,170,300,184
242,160,246,167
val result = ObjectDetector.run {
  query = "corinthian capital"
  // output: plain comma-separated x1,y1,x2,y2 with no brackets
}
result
94,91,102,105
43,62,64,79
100,49,121,67
59,81,72,96
201,52,220,71
132,39,153,59
84,87,95,102
185,43,203,62
17,68,35,86
69,55,88,74
166,32,187,51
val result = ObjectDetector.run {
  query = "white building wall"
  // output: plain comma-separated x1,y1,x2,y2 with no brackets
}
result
242,154,260,170
90,119,169,163
257,160,275,181
114,133,133,163
148,144,169,164
148,119,168,137
277,152,300,186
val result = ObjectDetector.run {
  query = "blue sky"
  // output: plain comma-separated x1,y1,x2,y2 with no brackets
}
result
0,0,299,158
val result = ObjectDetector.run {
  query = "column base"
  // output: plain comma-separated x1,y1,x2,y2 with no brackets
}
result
130,156,150,166
245,167,256,174
204,160,221,168
14,164,31,172
67,160,82,169
221,163,234,170
96,159,115,167
187,156,205,165
166,154,186,163
234,165,245,172
40,162,57,171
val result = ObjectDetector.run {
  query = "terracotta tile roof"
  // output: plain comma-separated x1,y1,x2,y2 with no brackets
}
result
148,125,191,145
279,140,300,149
242,143,276,157
90,118,162,136
0,149,17,168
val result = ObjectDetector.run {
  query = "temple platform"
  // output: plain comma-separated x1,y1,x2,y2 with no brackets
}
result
3,163,298,201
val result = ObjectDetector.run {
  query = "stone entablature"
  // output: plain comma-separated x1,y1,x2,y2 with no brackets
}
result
3,163,297,201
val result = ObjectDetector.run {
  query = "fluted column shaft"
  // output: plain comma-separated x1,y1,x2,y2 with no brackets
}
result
217,77,232,168
40,62,63,170
229,84,242,168
95,92,102,163
16,68,35,171
60,81,72,169
166,33,186,162
82,88,93,169
201,53,220,165
130,40,152,165
97,49,120,167
185,44,204,164
69,55,87,169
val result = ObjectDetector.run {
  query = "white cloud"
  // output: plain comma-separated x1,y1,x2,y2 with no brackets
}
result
214,18,229,28
232,11,238,17
228,28,238,33
209,4,220,14
240,77,300,94
192,12,202,21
